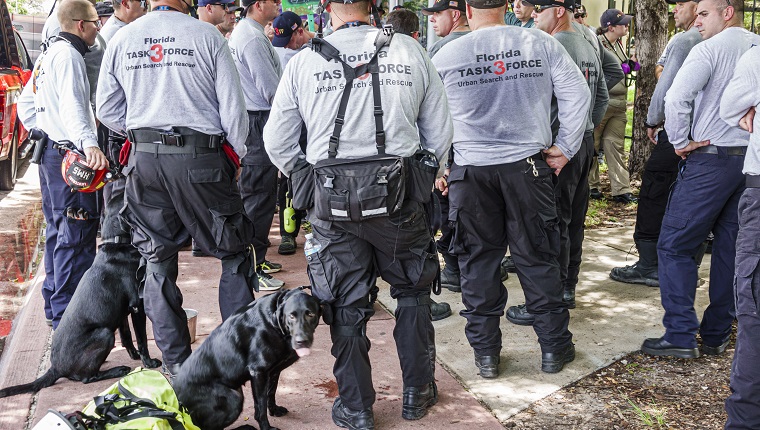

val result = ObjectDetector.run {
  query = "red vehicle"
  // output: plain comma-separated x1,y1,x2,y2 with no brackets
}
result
0,0,32,191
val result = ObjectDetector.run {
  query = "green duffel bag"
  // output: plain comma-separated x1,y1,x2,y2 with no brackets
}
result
79,368,200,430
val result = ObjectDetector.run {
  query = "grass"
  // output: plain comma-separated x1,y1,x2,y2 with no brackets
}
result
626,397,668,428
585,198,609,228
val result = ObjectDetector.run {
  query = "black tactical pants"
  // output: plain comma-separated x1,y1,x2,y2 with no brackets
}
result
123,145,257,366
448,156,572,356
306,200,438,411
634,130,681,242
434,189,457,269
557,131,594,289
240,110,278,266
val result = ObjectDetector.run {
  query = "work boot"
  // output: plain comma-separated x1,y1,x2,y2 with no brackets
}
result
563,284,576,309
431,300,451,321
440,266,461,292
499,263,509,282
609,240,659,287
589,188,603,200
541,343,575,374
402,381,438,420
332,398,374,430
641,337,699,359
505,304,534,326
501,255,517,273
278,235,297,255
474,354,500,379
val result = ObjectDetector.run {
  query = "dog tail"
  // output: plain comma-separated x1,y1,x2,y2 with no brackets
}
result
0,368,61,398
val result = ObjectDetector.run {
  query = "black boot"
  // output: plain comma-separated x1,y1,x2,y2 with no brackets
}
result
563,284,576,309
609,240,659,287
440,265,461,292
431,300,452,321
402,381,438,420
332,398,375,430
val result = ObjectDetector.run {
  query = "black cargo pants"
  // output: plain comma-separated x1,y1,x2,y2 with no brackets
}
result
239,111,278,266
123,143,257,366
306,200,438,411
447,155,572,356
557,131,594,289
634,130,681,242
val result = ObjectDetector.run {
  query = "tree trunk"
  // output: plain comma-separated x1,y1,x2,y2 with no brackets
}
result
629,0,669,180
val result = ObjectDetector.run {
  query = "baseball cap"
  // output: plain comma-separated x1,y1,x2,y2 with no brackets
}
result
664,0,694,4
422,0,465,14
271,11,302,47
527,0,574,10
600,9,632,28
466,0,506,9
95,1,113,16
198,0,235,6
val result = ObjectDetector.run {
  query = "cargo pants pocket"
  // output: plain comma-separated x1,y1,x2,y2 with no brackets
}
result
306,236,340,304
534,208,560,258
735,254,760,316
209,201,253,252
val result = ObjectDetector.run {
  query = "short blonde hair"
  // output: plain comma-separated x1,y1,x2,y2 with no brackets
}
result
58,0,99,32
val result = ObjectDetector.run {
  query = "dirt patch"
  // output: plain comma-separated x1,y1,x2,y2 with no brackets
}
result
315,379,339,398
586,171,640,230
505,197,733,429
503,332,733,429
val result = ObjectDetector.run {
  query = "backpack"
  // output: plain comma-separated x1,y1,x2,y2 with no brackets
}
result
32,368,199,430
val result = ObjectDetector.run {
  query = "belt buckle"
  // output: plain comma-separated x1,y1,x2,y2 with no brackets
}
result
160,131,184,147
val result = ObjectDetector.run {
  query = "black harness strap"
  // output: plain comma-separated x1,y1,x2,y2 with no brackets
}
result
310,28,394,159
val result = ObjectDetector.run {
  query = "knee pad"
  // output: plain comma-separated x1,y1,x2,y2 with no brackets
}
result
145,257,178,280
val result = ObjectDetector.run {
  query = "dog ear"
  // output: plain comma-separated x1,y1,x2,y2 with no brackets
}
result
274,289,292,334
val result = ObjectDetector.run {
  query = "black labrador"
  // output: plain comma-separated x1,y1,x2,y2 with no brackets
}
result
174,288,321,430
0,243,161,398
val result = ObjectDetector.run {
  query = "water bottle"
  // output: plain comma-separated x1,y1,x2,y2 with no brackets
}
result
303,233,321,258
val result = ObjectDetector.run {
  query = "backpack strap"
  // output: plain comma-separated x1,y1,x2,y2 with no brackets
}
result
309,27,395,158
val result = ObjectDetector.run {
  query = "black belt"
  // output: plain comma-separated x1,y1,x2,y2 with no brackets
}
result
247,110,270,116
127,127,223,149
746,175,760,188
692,145,747,156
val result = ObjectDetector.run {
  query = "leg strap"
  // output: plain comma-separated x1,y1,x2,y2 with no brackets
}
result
331,323,367,338
397,294,432,308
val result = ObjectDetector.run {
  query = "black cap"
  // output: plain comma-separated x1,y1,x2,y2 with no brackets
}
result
422,0,466,14
664,0,694,4
527,0,575,10
465,0,506,9
600,9,632,28
95,1,114,16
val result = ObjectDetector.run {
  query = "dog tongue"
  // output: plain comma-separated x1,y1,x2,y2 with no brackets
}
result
295,348,311,357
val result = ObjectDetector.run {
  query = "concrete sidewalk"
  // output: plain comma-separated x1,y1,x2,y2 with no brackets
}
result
0,199,715,429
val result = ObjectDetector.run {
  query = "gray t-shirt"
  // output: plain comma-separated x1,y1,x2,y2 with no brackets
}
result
665,27,760,149
96,11,249,157
428,31,469,58
263,28,453,177
721,46,760,175
228,18,283,111
99,15,128,43
646,27,701,126
553,28,608,133
432,25,590,164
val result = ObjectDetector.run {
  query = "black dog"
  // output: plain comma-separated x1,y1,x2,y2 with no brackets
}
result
0,243,161,398
174,288,321,430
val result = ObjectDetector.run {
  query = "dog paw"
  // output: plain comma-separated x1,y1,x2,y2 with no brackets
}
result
143,358,162,369
268,405,289,417
126,348,140,360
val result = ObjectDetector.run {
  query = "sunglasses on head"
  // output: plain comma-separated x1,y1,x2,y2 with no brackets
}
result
533,4,559,13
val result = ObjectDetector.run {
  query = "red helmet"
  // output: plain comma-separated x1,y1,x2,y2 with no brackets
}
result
60,149,111,193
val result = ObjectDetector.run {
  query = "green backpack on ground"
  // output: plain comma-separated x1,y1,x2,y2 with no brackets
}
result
76,367,199,430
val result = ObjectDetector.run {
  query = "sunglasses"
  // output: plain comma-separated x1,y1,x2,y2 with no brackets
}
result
574,12,586,18
533,4,559,13
208,2,231,9
73,18,102,28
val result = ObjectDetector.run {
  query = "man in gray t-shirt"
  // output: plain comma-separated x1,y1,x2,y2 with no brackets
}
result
433,0,589,378
641,0,760,360
424,0,470,58
506,0,607,324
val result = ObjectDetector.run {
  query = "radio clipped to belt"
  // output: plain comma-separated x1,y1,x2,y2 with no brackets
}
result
289,27,439,222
